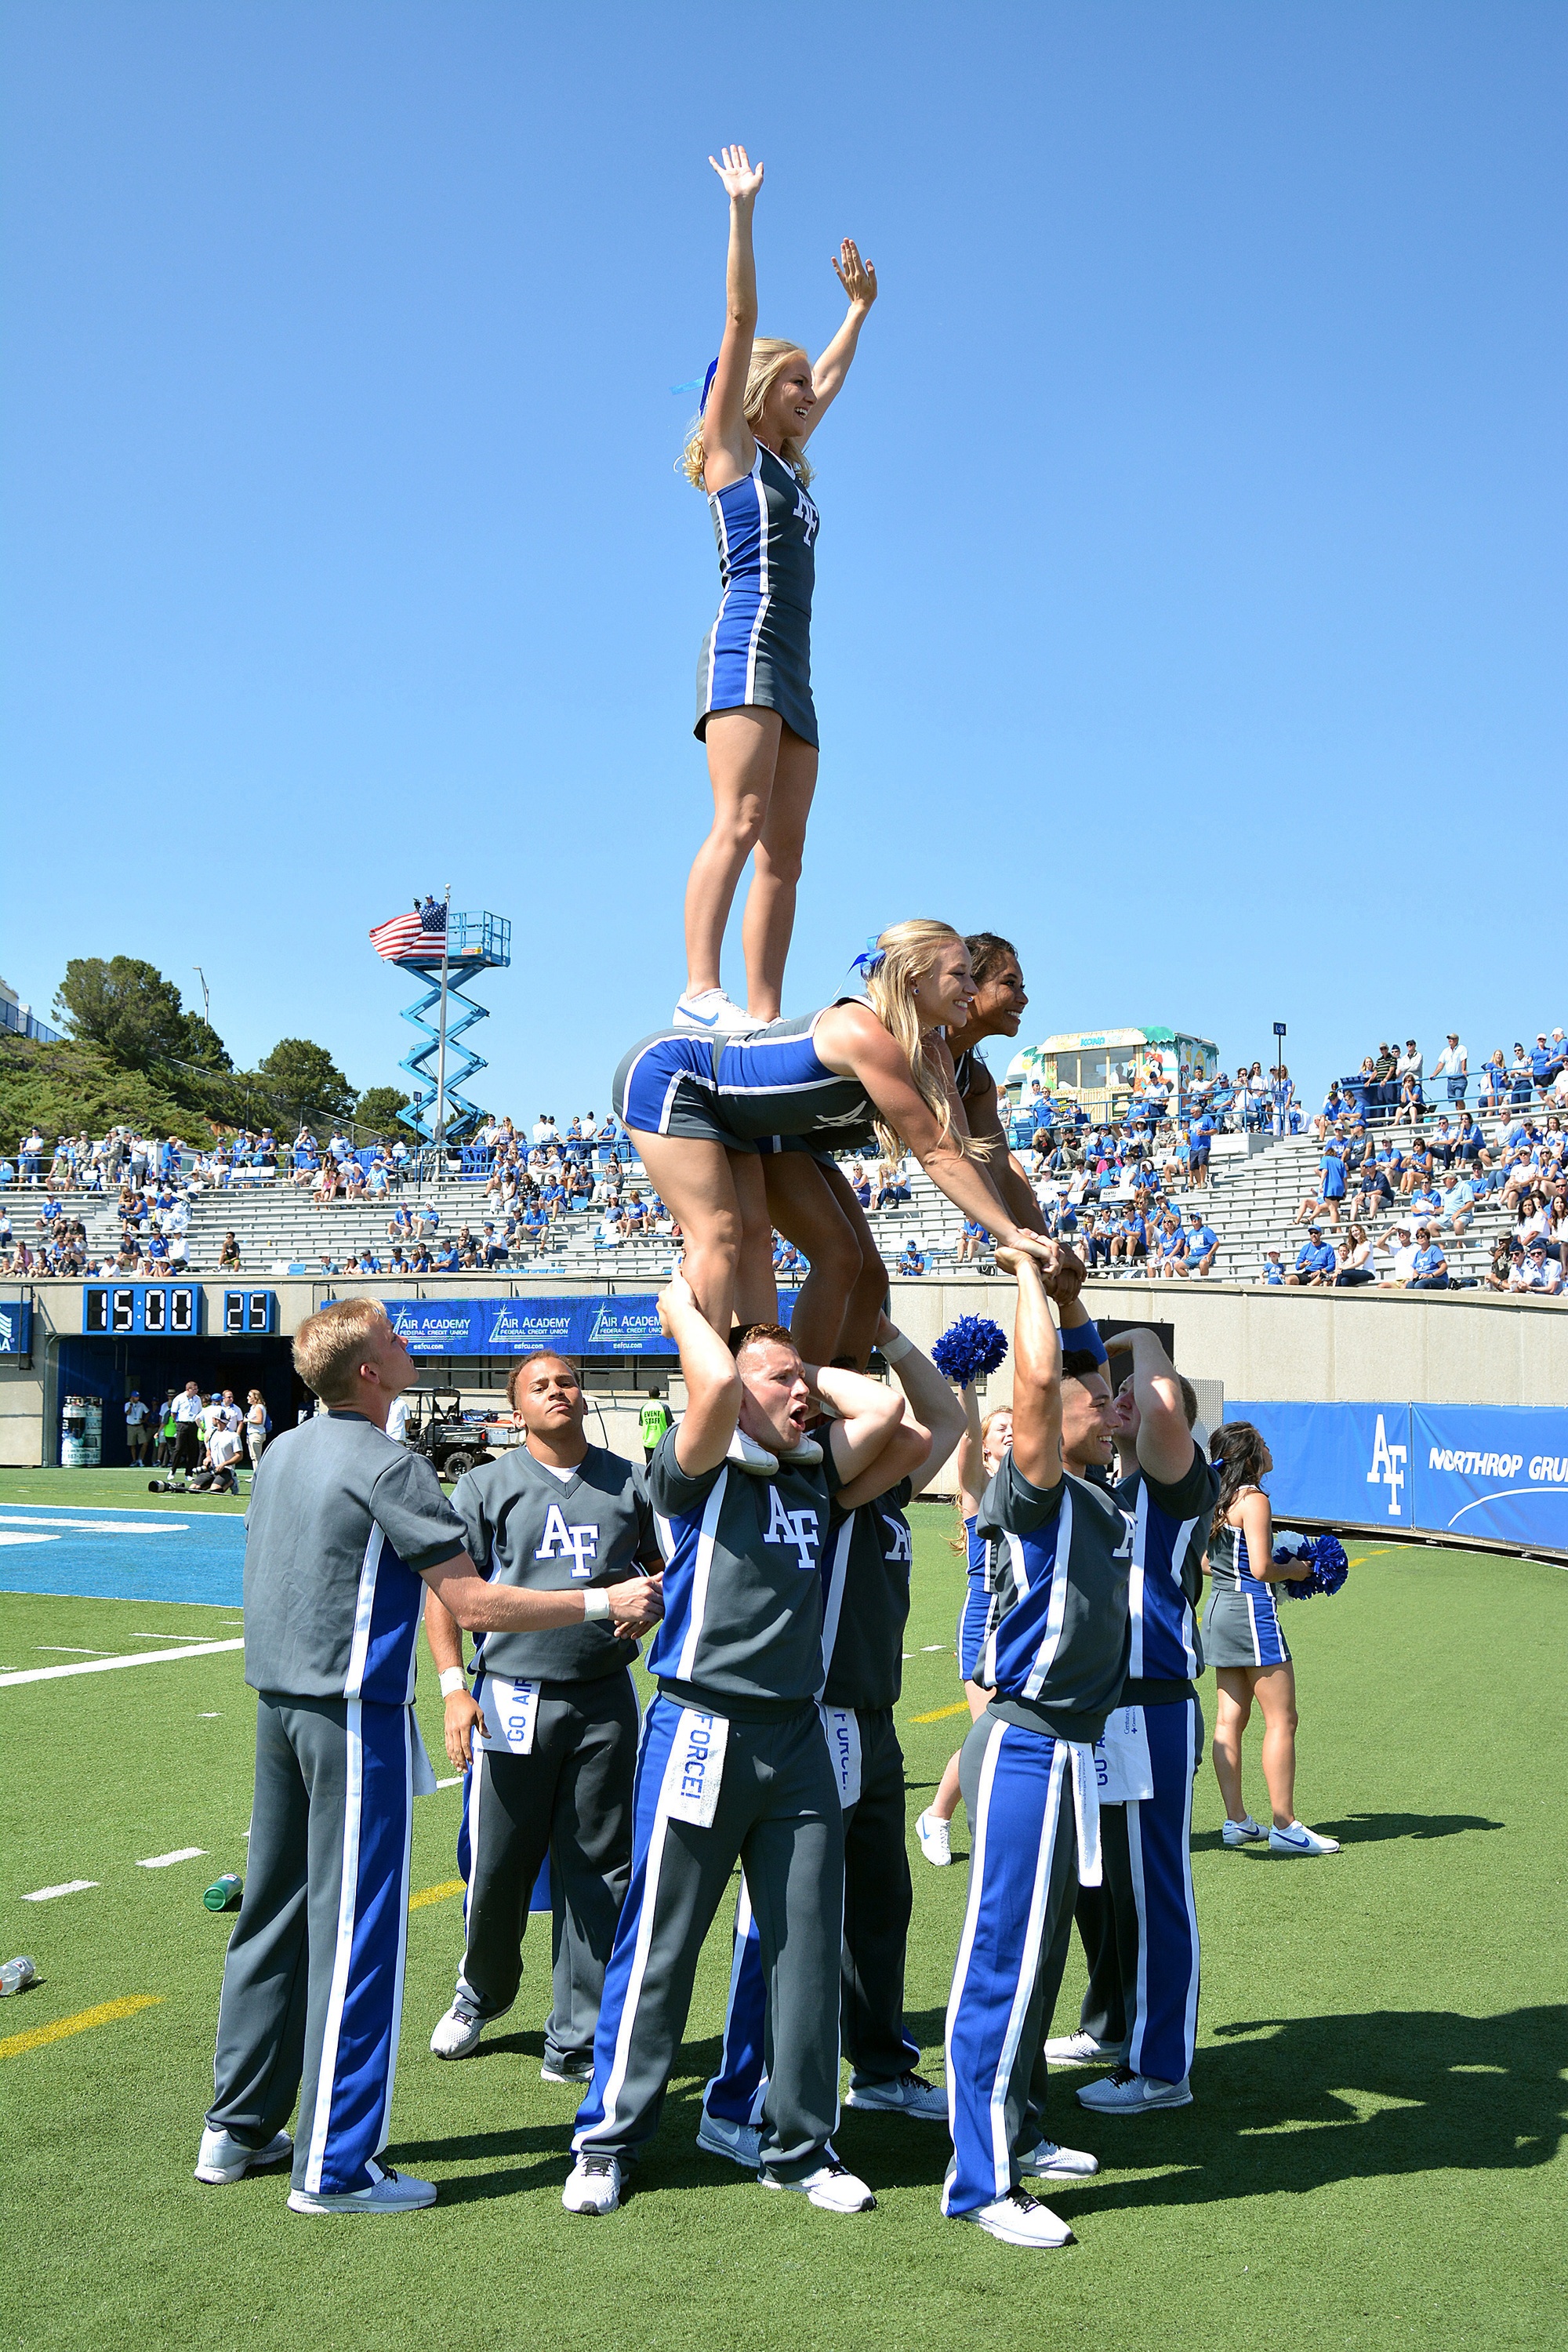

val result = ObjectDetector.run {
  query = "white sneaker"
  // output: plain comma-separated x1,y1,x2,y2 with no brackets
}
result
914,1809,953,1867
727,1427,779,1475
1222,1815,1268,1847
696,2112,762,2169
1043,2030,1119,2066
1270,1820,1341,1856
844,2071,947,2121
1018,2137,1100,2180
960,2187,1073,2249
540,2052,595,2085
759,2160,876,2214
673,989,760,1036
287,2167,437,2214
194,2125,292,2184
430,1995,486,2059
562,2153,624,2215
1076,2067,1192,2114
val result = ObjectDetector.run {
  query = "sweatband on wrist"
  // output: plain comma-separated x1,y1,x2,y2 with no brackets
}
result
880,1329,914,1363
1061,1318,1108,1367
438,1667,466,1699
582,1587,612,1623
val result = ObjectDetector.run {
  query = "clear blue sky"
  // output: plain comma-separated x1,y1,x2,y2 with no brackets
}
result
4,2,1563,1119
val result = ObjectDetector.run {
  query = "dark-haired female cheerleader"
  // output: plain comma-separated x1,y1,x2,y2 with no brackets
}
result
1205,1421,1341,1857
675,144,877,1036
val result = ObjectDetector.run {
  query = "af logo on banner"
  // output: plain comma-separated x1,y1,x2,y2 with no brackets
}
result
1367,1414,1407,1519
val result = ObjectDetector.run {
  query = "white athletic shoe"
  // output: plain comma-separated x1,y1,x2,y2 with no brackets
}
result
727,1428,779,1476
914,1810,953,1867
562,2154,623,2215
759,2161,876,2214
673,989,760,1036
429,1995,485,2059
1075,2067,1192,2114
1222,1815,1269,1847
194,2125,292,2184
1269,1820,1341,1856
843,2071,947,2121
1043,2030,1120,2066
696,2112,762,2169
1018,2137,1100,2180
960,2187,1074,2249
539,2052,595,2085
287,2167,437,2214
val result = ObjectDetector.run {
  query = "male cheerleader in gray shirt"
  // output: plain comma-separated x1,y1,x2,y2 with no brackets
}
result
564,1272,906,2218
426,1350,663,2081
195,1300,662,2216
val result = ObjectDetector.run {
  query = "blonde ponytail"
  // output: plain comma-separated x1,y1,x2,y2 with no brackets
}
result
679,339,816,489
862,920,983,1164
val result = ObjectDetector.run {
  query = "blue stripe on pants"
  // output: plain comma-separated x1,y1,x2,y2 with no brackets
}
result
942,1719,1070,2218
569,1696,682,2145
303,1700,412,2195
702,1878,768,2125
1124,1698,1201,2085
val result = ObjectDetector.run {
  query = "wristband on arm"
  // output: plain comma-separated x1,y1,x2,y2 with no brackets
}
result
880,1327,915,1363
438,1666,466,1699
1059,1316,1108,1367
582,1587,612,1623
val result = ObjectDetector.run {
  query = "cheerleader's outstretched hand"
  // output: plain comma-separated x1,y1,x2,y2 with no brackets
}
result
710,145,764,203
832,239,878,311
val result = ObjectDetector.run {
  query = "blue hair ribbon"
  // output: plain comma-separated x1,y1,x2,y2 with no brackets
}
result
670,360,720,410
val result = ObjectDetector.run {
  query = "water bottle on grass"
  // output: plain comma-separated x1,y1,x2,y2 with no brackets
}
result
0,1957,38,1996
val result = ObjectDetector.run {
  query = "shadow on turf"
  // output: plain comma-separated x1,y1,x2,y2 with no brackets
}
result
1190,1812,1505,1854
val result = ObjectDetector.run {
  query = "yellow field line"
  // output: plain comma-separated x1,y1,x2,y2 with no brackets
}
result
0,1993,162,2060
909,1700,971,1724
409,1878,464,1911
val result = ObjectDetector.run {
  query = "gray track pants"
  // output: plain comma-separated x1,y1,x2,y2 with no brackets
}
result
456,1670,637,2069
572,1693,843,2180
208,1693,416,2194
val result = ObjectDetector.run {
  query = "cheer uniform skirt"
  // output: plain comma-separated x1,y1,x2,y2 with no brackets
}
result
1203,1584,1291,1669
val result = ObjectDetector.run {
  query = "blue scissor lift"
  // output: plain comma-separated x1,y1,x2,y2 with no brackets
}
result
393,910,511,1142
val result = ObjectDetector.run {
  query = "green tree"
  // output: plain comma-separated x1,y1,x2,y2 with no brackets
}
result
255,1039,354,1131
53,956,227,1072
354,1084,418,1138
0,1036,218,1154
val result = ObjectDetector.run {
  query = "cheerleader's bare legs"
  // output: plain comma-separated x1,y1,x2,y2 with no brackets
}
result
1213,1661,1299,1828
683,711,818,1026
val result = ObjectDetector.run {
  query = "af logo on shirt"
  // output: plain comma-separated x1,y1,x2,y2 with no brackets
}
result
880,1513,913,1565
764,1484,820,1573
793,487,820,547
535,1503,601,1580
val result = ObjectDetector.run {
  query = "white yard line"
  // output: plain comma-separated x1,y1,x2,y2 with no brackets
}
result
136,1848,207,1869
35,1646,112,1656
436,1776,462,1789
22,1881,99,1902
0,1515,184,1534
0,1639,245,1690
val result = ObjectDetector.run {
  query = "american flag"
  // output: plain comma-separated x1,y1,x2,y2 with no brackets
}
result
370,898,448,962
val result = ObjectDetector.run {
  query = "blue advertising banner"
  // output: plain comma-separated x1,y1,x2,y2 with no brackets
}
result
1228,1401,1414,1529
383,1292,800,1359
0,1299,32,1356
1410,1405,1568,1553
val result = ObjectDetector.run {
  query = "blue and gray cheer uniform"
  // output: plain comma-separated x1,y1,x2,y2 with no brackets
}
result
207,1410,467,2196
1204,1508,1291,1667
696,441,819,750
613,996,877,1155
944,1455,1131,2220
956,1512,998,1681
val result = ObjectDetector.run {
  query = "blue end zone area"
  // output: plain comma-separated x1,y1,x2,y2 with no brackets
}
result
0,1504,245,1606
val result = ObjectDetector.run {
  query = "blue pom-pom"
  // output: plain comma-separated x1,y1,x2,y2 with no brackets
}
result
931,1315,1009,1389
1276,1530,1351,1599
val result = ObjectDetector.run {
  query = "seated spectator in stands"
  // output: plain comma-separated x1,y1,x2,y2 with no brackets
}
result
1483,1236,1520,1293
388,1203,415,1243
219,1231,241,1270
1080,1212,1110,1271
876,1160,913,1210
1287,1226,1337,1287
956,1216,985,1264
1333,1223,1374,1287
1514,1236,1563,1294
772,1235,804,1279
311,1160,339,1207
596,1210,622,1249
411,1243,433,1272
897,1241,927,1277
434,1238,460,1272
1454,1112,1489,1170
366,1157,389,1199
482,1223,508,1266
1506,1044,1533,1106
1406,1227,1449,1290
388,1246,410,1276
1156,1212,1188,1279
1184,1209,1219,1278
341,1156,366,1200
522,1200,548,1247
1425,1114,1457,1172
416,1204,439,1238
1433,1171,1475,1236
1261,1247,1284,1284
1109,1206,1148,1267
317,1252,340,1276
1376,1218,1419,1286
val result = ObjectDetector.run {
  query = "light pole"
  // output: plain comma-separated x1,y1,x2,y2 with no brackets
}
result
193,966,210,1030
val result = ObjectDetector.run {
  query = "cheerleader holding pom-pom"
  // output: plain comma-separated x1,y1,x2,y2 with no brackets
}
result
674,143,878,1036
1204,1422,1342,1857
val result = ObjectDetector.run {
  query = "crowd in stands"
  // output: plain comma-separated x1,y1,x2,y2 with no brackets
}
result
3,1033,1566,1296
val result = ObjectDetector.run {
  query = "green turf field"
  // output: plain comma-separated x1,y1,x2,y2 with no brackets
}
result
0,1466,248,1514
1,1512,1563,2352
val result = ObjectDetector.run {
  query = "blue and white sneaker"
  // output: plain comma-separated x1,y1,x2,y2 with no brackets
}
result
1221,1815,1269,1849
1269,1820,1341,1856
843,2071,947,2121
1018,2137,1100,2180
696,2113,762,2169
1076,2067,1192,2114
673,989,760,1036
